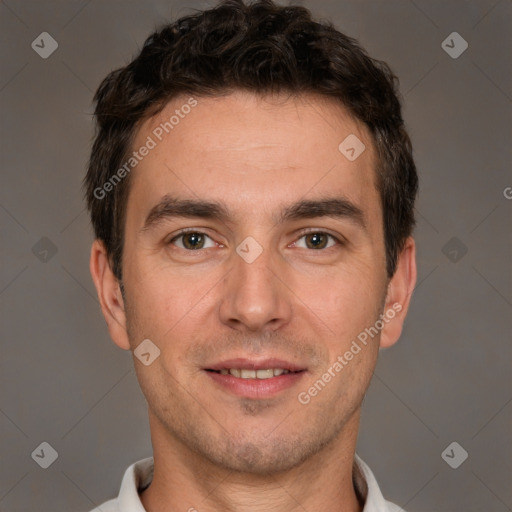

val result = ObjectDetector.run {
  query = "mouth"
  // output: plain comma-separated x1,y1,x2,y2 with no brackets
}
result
203,359,307,399
206,368,302,379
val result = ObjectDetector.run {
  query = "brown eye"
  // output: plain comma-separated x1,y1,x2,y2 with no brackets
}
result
182,232,204,249
170,231,215,250
304,232,330,249
291,231,341,251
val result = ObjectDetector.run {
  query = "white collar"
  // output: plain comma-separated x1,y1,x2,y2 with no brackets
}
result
95,454,404,512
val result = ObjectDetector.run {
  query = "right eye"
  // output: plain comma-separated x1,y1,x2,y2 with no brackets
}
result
168,230,217,251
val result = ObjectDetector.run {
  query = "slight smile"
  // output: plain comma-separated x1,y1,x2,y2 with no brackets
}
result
204,358,308,399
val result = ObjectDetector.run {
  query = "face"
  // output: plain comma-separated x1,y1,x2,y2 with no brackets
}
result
95,91,412,475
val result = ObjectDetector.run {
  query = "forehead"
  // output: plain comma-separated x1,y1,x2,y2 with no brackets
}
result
127,91,379,225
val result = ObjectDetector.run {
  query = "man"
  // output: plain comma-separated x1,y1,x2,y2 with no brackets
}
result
85,0,418,510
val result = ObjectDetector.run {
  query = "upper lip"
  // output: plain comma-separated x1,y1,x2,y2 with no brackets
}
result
205,358,306,372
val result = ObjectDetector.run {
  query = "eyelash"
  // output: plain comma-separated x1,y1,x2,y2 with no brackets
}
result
168,228,344,251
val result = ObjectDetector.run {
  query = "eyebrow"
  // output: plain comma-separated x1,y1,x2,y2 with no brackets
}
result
277,197,365,228
141,194,366,231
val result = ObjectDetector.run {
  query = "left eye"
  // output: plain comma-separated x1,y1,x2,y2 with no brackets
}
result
293,232,339,250
170,231,217,250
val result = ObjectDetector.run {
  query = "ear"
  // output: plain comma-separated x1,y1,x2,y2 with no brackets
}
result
379,237,417,348
89,239,131,350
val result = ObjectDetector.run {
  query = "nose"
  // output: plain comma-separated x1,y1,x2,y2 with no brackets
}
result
219,244,292,333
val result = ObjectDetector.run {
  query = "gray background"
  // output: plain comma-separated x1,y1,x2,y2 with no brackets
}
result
0,0,511,511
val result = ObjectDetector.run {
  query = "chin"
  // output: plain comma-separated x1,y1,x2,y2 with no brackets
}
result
194,427,329,475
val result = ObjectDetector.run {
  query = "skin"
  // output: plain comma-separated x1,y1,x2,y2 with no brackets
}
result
90,90,416,512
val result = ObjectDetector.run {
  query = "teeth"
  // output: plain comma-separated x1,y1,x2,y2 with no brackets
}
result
222,368,291,379
256,369,274,379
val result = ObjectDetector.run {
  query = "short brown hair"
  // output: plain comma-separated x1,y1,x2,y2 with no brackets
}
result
84,0,418,280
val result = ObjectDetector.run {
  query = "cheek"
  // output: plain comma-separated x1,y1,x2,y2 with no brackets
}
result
124,262,213,372
298,263,385,338
126,251,196,320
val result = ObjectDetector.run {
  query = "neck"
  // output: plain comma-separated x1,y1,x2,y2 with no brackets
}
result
140,410,363,512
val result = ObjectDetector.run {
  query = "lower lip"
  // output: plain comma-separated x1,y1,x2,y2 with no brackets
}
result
205,370,306,399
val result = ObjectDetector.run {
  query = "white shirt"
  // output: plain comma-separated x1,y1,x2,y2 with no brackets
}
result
90,454,404,512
